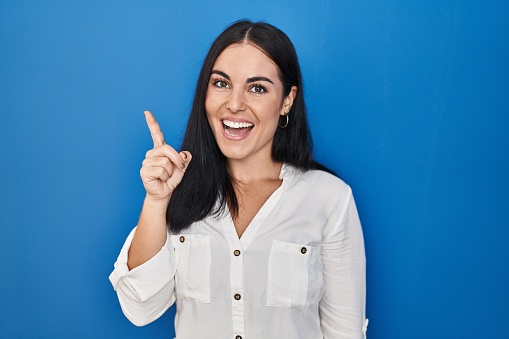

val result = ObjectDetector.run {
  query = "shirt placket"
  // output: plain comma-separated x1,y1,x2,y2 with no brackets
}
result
223,218,246,339
230,244,244,339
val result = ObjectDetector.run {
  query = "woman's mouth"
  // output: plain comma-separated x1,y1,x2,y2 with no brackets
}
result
222,119,254,137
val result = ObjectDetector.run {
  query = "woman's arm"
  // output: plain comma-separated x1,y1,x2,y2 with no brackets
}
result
128,195,170,269
128,110,191,269
110,227,177,326
319,187,367,338
109,111,192,325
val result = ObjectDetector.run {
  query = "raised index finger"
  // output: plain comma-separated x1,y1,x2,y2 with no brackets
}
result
144,110,165,147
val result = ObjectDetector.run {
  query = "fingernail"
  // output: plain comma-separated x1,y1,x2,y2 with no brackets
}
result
182,152,188,160
180,162,185,169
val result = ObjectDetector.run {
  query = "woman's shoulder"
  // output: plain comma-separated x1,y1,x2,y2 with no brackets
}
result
306,169,350,191
285,164,352,198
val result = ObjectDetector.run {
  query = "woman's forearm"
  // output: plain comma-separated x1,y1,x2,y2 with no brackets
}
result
127,195,170,270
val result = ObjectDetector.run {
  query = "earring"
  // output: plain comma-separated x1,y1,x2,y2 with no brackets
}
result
278,113,289,128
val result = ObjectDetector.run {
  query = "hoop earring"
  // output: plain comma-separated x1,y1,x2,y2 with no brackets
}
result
278,114,289,128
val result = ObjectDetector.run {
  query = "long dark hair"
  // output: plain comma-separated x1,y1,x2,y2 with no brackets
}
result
167,20,323,233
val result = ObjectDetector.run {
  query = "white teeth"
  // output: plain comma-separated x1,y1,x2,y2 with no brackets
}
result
224,129,236,136
223,120,254,129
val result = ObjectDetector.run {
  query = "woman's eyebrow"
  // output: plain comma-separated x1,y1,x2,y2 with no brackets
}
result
210,70,274,85
210,70,230,80
246,76,274,84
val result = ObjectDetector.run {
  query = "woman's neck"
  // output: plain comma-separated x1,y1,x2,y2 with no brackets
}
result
227,156,282,185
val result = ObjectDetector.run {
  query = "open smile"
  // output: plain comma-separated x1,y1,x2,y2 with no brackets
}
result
222,119,254,137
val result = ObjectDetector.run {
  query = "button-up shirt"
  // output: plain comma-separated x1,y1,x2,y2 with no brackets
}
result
109,165,367,338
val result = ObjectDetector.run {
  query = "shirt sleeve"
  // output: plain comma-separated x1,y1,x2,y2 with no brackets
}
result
109,227,177,326
319,186,368,338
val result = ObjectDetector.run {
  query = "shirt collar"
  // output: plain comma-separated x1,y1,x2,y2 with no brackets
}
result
279,163,301,180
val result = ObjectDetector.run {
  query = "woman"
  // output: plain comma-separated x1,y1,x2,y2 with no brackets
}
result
110,20,367,338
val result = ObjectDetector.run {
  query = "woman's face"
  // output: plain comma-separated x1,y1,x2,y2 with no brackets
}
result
205,43,296,164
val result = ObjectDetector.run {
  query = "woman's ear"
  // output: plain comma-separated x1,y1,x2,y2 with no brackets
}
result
281,86,298,115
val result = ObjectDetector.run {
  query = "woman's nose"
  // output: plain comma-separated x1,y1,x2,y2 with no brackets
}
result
226,88,246,113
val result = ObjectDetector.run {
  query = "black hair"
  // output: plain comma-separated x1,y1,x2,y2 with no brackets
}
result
167,20,326,233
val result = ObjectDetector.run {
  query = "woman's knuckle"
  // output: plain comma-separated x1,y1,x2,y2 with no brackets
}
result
161,157,170,166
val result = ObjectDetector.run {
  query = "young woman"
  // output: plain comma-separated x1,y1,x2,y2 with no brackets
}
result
110,20,367,338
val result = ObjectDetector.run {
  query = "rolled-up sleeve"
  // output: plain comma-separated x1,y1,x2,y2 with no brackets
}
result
320,187,368,338
109,227,177,326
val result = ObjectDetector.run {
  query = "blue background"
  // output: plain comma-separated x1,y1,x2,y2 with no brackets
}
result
1,1,508,338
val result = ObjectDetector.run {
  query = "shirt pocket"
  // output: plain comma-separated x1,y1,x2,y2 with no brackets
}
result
172,233,211,303
267,239,323,309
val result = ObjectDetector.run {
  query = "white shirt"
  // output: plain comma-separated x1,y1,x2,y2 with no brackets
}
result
109,164,368,338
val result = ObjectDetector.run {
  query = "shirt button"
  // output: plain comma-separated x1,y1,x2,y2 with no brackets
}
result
234,293,241,300
301,247,307,254
179,236,185,243
235,336,242,339
233,249,241,256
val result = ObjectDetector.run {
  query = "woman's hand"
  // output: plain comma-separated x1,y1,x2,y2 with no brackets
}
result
140,110,192,202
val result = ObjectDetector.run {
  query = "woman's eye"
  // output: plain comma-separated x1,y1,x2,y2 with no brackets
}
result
213,80,229,88
250,84,266,94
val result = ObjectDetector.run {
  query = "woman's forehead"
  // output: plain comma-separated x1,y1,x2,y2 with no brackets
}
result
212,43,279,79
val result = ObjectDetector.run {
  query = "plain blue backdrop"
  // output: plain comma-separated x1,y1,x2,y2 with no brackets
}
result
1,0,508,338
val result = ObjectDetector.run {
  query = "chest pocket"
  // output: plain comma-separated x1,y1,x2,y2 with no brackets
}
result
267,239,323,309
172,233,211,303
